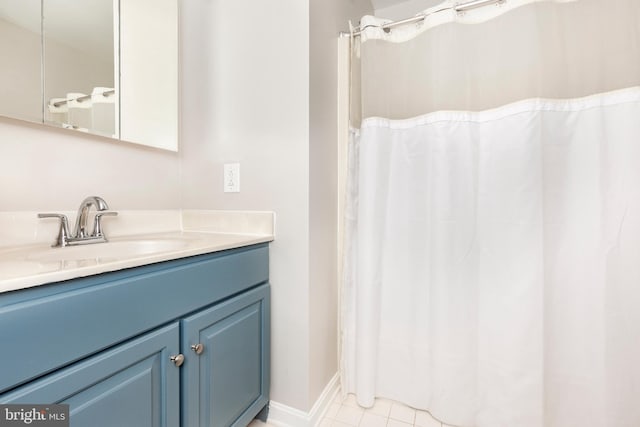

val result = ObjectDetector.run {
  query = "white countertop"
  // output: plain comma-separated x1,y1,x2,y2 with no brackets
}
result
0,210,275,294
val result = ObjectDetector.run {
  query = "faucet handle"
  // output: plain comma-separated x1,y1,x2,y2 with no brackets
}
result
92,211,118,238
38,213,71,247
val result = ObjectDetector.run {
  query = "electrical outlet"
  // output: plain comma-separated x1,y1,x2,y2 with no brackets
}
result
224,163,240,193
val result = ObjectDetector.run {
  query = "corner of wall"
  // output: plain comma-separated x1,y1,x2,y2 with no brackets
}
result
268,373,340,427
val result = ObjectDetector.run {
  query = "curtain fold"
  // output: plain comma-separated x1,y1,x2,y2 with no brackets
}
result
341,1,640,426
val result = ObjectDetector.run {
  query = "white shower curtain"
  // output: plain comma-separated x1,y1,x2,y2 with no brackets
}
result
341,1,640,427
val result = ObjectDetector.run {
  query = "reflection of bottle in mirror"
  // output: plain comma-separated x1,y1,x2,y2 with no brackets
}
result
47,98,68,126
66,93,92,131
91,87,116,137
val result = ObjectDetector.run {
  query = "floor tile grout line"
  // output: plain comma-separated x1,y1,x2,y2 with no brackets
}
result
321,398,447,427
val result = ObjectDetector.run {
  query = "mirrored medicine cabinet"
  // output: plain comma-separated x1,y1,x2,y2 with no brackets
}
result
0,0,178,151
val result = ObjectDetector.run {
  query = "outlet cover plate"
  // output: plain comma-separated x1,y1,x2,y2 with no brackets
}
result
224,163,240,193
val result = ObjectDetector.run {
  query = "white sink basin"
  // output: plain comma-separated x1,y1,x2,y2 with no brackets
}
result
27,238,191,263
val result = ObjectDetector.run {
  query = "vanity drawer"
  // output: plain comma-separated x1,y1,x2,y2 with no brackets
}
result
0,244,268,394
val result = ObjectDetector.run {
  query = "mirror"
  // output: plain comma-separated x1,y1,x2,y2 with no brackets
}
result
0,1,41,124
0,0,178,151
43,0,117,138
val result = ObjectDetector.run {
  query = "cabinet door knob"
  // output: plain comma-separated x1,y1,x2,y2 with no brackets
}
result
190,343,204,355
170,354,185,367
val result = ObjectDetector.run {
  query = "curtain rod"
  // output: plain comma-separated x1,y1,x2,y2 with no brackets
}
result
341,0,506,38
51,90,115,108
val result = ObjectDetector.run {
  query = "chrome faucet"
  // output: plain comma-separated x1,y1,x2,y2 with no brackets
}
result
38,196,118,247
73,196,109,239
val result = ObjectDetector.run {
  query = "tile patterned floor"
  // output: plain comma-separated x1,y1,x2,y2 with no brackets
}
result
248,394,455,427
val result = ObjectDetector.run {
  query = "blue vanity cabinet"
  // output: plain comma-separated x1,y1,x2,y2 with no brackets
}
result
181,284,270,427
0,244,270,427
0,323,181,427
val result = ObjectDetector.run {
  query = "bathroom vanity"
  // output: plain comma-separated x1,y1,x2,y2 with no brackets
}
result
0,211,273,427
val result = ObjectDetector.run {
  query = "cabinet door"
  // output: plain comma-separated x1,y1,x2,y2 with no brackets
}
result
0,323,181,427
182,284,270,427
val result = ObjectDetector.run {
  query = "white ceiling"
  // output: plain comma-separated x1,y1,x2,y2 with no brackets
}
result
370,0,445,14
370,0,412,8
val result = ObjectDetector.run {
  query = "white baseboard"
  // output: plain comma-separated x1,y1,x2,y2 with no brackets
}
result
267,373,340,427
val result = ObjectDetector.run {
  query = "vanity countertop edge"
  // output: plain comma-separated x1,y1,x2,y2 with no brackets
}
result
0,210,275,294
